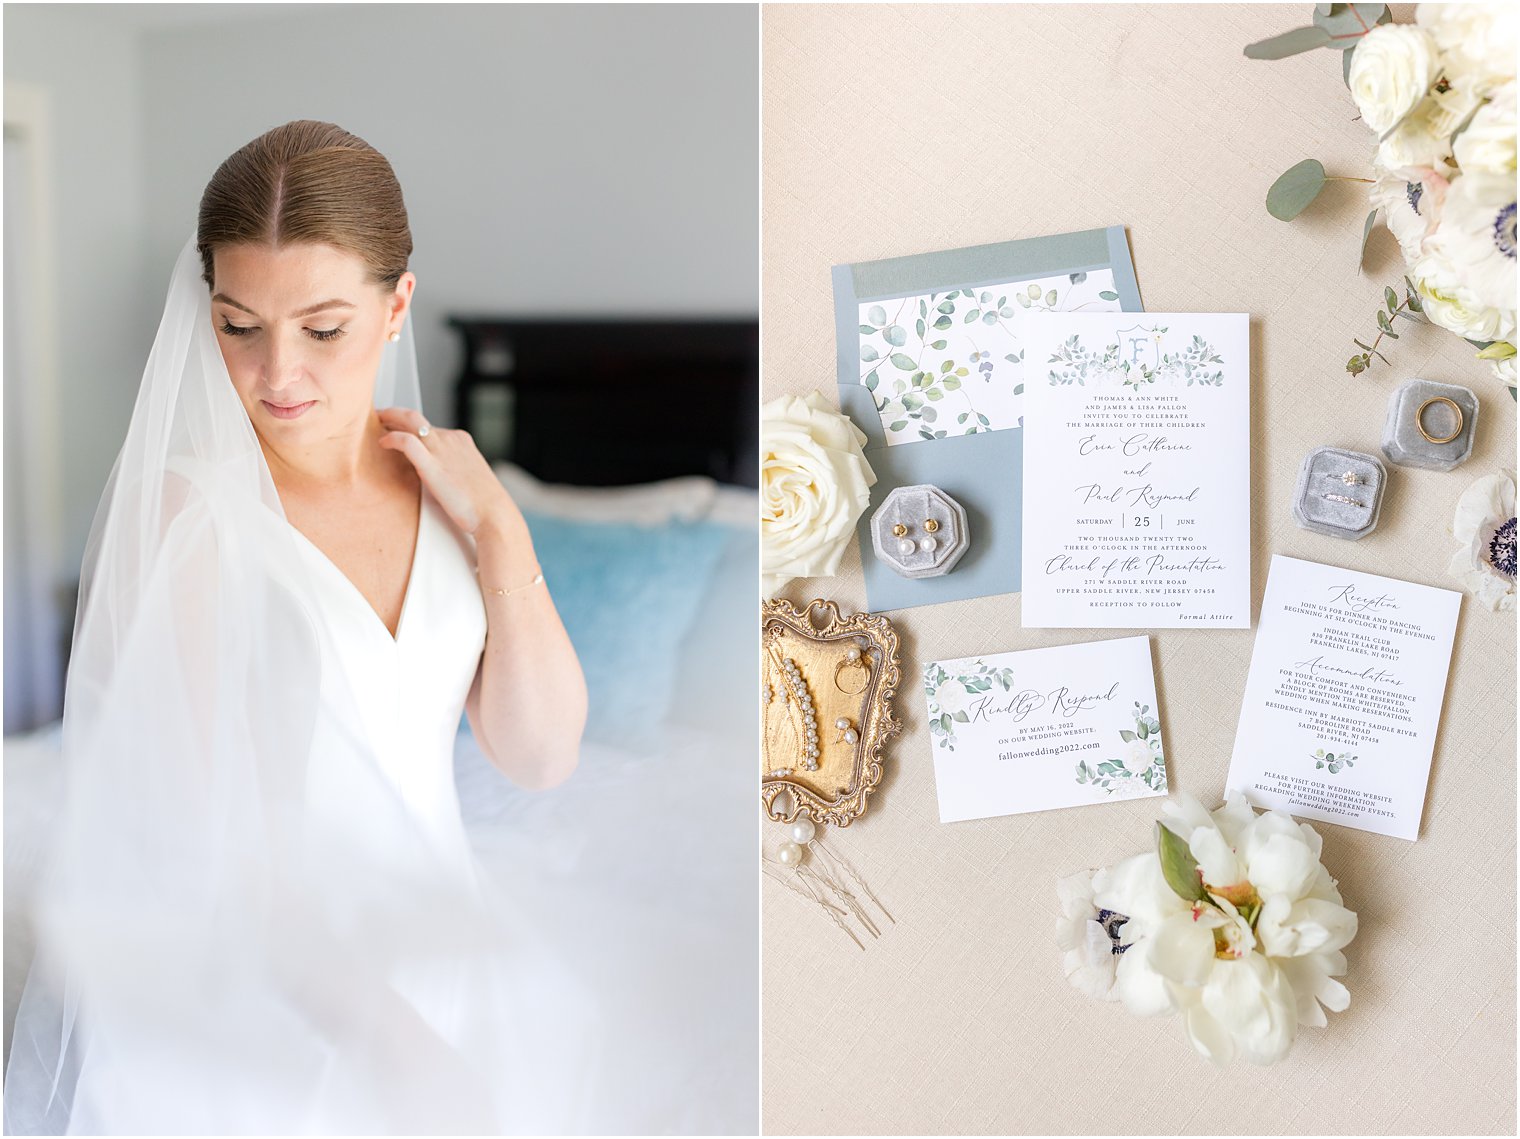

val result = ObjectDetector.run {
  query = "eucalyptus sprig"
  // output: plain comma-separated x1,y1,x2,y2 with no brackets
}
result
1347,279,1423,376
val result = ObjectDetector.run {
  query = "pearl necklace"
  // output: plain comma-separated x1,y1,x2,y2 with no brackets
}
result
762,645,820,772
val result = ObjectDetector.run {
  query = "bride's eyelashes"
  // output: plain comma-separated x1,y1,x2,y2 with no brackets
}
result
217,319,348,343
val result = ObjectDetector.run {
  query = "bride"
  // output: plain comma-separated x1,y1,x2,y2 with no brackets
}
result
5,121,597,1134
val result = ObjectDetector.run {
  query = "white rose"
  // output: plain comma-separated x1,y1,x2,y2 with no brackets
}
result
1417,3,1518,96
1493,352,1517,392
1447,469,1516,612
760,390,876,593
1453,83,1517,174
1428,170,1517,312
1121,738,1156,776
1376,84,1482,178
932,678,968,716
1349,23,1440,136
1411,247,1516,342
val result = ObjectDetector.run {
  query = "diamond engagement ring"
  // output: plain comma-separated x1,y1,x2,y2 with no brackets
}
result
1326,471,1363,486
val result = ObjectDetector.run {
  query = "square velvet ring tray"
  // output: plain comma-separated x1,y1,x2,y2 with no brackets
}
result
1292,446,1387,540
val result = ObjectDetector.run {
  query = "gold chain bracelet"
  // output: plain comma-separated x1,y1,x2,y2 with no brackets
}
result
476,567,545,598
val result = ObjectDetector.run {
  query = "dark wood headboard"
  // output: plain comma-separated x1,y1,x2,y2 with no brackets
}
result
447,318,757,488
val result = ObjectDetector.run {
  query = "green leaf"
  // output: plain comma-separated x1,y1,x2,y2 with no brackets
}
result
1359,208,1378,272
1244,24,1333,59
1027,283,1042,300
1312,4,1390,49
1476,341,1517,361
933,315,952,331
1353,338,1371,350
888,420,907,432
1377,310,1392,332
1098,290,1119,301
864,369,879,390
940,359,953,374
925,389,942,404
937,300,956,315
861,345,879,362
885,324,907,347
1157,823,1208,903
866,305,887,326
940,713,952,731
1017,294,1031,308
930,339,947,350
1137,721,1148,739
943,376,961,391
1343,43,1355,86
964,309,980,323
952,710,968,723
890,352,916,370
1045,289,1058,306
858,324,876,335
916,318,926,339
1385,286,1399,313
1119,730,1137,742
1266,158,1327,221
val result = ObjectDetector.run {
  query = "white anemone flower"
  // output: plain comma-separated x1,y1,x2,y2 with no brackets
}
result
1448,469,1517,612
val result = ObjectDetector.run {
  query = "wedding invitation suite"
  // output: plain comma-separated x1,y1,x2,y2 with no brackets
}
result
924,636,1166,823
1226,555,1461,840
832,227,1144,613
1019,313,1251,628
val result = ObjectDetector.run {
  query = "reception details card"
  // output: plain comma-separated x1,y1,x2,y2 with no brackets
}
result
924,636,1166,823
1225,555,1461,841
1019,312,1251,628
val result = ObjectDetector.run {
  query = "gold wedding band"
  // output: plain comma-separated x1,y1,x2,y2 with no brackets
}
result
1415,396,1463,445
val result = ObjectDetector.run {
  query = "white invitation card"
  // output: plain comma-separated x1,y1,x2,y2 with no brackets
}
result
1225,555,1461,840
1019,313,1251,628
924,636,1166,823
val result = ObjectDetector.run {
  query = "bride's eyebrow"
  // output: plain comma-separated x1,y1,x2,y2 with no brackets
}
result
211,294,357,319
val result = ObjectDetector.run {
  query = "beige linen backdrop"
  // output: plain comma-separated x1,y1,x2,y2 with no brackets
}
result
761,4,1516,1134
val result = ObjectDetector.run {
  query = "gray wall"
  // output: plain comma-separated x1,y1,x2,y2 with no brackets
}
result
5,2,758,577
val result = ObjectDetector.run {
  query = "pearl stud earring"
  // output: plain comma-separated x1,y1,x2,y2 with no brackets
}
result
834,716,859,745
388,331,401,343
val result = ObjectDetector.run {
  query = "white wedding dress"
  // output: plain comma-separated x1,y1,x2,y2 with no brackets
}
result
4,487,600,1136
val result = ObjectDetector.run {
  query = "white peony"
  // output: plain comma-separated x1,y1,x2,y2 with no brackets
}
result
760,391,876,593
1411,246,1516,342
1453,83,1517,175
1447,469,1516,612
1428,170,1517,313
1349,23,1440,136
1416,3,1518,97
1088,792,1355,1066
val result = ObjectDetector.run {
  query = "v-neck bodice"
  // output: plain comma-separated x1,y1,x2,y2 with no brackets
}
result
296,490,488,871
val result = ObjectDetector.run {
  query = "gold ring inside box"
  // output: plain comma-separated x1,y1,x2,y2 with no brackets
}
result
1415,396,1464,444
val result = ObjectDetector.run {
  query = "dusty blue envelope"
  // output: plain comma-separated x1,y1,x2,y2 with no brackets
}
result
833,226,1143,613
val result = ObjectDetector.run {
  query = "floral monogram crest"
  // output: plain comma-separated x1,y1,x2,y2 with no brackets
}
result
1047,327,1226,390
1074,702,1167,794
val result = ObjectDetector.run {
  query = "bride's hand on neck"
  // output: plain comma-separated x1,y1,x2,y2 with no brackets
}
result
375,406,523,539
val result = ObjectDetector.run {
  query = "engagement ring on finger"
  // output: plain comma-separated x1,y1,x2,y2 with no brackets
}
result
417,421,430,438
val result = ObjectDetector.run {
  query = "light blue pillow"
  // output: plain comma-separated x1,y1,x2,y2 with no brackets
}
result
521,511,730,746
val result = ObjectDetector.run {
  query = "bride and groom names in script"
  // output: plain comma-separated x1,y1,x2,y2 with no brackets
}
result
1019,313,1251,628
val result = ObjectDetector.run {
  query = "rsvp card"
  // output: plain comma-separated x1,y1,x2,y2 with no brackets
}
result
924,636,1167,823
1019,313,1251,628
1225,555,1461,841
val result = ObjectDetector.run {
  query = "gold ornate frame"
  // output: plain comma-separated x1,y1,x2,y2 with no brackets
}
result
761,598,902,827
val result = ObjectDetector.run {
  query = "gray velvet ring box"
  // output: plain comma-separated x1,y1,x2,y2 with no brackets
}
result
1381,378,1478,471
869,484,970,578
1293,447,1387,540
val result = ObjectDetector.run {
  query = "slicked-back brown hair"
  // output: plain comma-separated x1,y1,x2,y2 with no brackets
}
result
197,120,411,290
